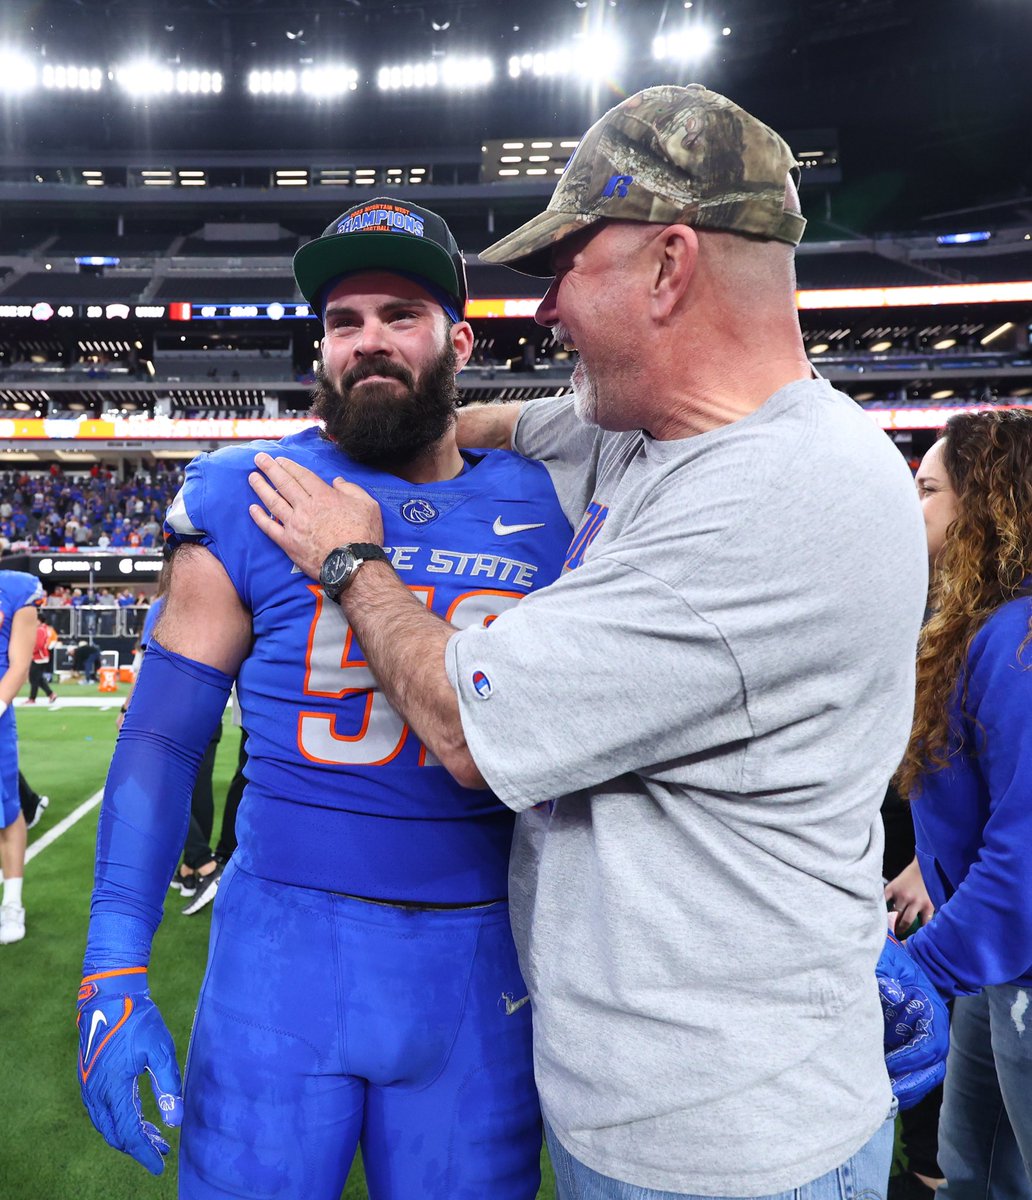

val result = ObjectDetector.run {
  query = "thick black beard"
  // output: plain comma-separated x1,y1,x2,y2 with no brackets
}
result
310,342,460,470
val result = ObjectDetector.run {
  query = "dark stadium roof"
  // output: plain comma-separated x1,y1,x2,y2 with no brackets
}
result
1,0,1030,232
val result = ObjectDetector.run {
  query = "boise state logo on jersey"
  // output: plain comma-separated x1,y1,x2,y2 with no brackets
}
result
401,498,440,525
472,670,493,699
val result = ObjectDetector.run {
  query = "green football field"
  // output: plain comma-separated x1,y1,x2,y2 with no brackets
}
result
1,681,557,1200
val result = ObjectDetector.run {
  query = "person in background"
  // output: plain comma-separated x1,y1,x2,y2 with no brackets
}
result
24,608,58,705
898,410,1032,1199
72,639,101,684
18,771,49,832
171,716,222,900
182,694,246,917
0,569,45,944
121,584,222,902
247,85,947,1200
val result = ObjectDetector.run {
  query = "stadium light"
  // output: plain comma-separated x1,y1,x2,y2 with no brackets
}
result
441,56,494,89
378,62,437,90
653,27,717,61
576,32,623,80
0,52,37,94
115,62,222,97
981,321,1014,345
300,65,359,97
175,69,222,95
41,64,103,92
482,137,580,181
937,231,991,245
115,62,175,95
376,56,494,91
248,68,298,95
508,34,622,83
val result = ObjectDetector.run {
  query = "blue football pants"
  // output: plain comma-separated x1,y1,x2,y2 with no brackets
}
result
0,708,20,827
179,859,542,1200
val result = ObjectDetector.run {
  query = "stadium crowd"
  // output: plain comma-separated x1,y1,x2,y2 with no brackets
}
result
41,585,149,608
0,464,183,553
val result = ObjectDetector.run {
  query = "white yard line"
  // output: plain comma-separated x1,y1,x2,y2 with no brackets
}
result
25,789,105,863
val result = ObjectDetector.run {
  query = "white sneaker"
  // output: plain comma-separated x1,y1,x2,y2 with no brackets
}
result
0,904,26,945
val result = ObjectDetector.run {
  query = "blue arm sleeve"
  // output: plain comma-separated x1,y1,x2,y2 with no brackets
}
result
84,641,234,973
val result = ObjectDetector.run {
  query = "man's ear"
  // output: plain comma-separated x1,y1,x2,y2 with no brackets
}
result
450,319,475,371
650,225,698,321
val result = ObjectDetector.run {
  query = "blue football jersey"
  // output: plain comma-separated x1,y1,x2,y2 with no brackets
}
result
165,426,571,902
0,569,44,672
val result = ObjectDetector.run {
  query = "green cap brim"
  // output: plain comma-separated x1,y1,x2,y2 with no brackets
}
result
293,231,464,312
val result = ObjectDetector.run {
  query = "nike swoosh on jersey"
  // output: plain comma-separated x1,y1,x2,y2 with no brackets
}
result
502,992,531,1016
492,517,546,536
84,1009,108,1060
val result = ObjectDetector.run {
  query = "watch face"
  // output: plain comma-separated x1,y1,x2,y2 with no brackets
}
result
320,547,357,591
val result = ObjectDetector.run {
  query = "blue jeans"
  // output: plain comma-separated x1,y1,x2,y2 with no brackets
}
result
938,986,1032,1200
545,1116,894,1200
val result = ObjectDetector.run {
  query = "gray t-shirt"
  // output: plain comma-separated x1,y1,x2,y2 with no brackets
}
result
445,380,928,1195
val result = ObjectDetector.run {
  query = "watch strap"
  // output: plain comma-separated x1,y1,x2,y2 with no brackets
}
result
349,543,389,565
320,542,391,603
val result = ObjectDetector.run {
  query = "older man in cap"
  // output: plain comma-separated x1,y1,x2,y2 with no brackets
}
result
247,88,945,1199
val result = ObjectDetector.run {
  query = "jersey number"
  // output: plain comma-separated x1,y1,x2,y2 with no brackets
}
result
297,585,521,766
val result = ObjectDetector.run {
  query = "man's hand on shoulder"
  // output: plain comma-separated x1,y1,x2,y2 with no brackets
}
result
77,968,183,1175
248,453,384,581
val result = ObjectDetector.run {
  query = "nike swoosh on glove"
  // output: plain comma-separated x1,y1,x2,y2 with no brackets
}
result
876,931,949,1111
76,967,184,1175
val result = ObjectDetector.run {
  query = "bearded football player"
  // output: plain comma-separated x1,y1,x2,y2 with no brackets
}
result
77,198,570,1200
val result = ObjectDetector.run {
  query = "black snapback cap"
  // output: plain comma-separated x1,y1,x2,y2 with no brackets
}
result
293,197,468,320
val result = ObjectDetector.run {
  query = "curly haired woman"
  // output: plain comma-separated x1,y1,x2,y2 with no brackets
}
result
899,409,1032,1199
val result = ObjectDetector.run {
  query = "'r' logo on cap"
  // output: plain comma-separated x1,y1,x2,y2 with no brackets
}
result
602,174,634,199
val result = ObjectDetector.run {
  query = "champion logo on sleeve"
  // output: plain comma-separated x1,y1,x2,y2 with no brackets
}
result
472,670,493,699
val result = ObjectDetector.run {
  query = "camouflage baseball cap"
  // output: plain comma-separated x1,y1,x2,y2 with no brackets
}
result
480,84,805,275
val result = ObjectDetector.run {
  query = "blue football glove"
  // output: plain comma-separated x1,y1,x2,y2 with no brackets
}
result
876,931,949,1110
76,967,184,1175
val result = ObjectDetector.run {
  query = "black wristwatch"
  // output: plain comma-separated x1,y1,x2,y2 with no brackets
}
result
319,543,391,602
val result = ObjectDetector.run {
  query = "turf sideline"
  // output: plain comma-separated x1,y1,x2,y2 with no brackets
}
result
25,788,105,863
